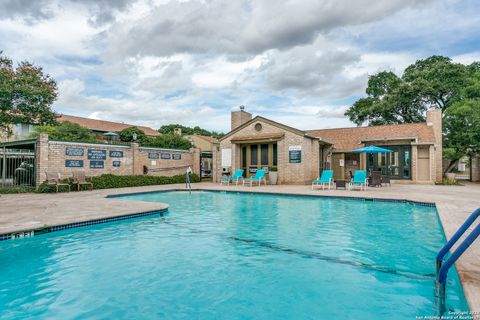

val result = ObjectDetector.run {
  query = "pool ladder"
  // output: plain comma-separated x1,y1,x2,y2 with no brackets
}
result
435,208,480,314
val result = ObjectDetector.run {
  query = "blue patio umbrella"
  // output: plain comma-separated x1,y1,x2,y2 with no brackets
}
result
351,146,393,154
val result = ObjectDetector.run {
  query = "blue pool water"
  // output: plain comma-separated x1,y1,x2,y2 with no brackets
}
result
0,191,469,319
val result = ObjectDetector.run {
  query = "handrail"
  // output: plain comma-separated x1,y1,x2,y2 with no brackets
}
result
435,208,480,314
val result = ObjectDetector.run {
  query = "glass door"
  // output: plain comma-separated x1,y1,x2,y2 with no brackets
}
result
367,145,411,179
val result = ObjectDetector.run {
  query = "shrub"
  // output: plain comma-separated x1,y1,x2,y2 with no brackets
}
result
0,186,36,194
36,173,200,193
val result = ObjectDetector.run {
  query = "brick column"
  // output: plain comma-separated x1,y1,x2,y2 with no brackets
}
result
212,142,220,183
131,142,142,175
191,147,201,175
427,108,442,183
35,134,49,186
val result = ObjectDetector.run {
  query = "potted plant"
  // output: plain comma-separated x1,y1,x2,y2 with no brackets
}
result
268,166,278,185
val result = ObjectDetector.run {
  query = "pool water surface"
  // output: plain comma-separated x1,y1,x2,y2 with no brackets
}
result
0,191,469,319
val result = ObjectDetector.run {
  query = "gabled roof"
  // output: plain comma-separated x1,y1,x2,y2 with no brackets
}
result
220,116,332,144
185,134,218,143
306,122,435,152
57,114,160,137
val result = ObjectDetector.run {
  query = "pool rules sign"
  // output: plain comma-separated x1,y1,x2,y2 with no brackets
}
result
288,145,302,163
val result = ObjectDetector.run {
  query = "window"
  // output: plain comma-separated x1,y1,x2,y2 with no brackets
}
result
273,143,278,166
260,144,268,165
250,145,258,166
242,146,247,168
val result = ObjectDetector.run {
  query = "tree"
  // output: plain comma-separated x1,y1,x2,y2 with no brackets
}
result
158,124,224,138
144,133,193,150
345,56,472,126
0,52,57,137
442,69,480,172
119,126,147,143
30,121,96,142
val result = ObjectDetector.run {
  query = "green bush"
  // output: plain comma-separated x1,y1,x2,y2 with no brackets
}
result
0,186,36,194
36,173,200,193
91,173,200,190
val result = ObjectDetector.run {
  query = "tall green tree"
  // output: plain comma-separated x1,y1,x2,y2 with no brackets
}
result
158,124,224,138
118,126,147,143
144,133,193,150
30,121,96,142
345,56,471,126
0,52,57,136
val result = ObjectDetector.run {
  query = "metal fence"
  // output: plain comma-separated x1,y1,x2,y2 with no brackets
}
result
0,148,36,187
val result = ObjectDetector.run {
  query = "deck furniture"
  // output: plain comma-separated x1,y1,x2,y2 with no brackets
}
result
369,171,382,187
72,171,93,191
45,170,70,192
335,180,347,190
349,170,368,191
221,169,244,185
243,169,266,187
312,170,334,190
381,175,391,187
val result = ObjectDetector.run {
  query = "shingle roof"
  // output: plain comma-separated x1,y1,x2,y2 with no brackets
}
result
306,123,435,151
57,114,160,137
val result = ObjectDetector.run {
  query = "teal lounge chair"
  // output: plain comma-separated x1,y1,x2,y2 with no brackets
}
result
243,169,266,187
312,170,333,190
221,169,244,185
349,170,368,191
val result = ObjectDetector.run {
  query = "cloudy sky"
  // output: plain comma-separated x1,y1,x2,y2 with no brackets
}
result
1,0,479,132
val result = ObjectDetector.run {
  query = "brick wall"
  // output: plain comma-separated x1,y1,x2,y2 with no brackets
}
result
36,135,199,185
216,119,320,184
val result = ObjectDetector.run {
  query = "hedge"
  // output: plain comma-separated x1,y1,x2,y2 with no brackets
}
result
0,186,36,194
36,173,200,193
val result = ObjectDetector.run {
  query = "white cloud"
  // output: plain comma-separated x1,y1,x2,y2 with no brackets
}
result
1,0,479,133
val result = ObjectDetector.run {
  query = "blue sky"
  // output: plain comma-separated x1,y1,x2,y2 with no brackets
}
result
1,0,479,133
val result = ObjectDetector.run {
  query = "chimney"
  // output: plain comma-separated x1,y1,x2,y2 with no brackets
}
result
231,105,252,131
426,108,442,182
174,128,182,136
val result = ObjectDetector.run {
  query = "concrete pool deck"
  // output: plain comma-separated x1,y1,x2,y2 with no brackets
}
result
1,182,479,313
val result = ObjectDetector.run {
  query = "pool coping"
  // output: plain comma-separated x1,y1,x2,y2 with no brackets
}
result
0,208,167,241
107,188,437,207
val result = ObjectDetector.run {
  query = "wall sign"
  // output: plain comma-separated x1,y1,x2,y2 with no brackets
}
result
90,160,104,169
65,147,84,156
288,145,302,163
112,161,121,167
88,149,107,160
65,160,84,167
172,154,181,160
161,153,171,159
148,153,159,159
109,150,124,158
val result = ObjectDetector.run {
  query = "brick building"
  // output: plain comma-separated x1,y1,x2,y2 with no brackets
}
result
213,107,444,184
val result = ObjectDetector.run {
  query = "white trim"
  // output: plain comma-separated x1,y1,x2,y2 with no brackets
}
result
138,146,190,153
48,140,130,148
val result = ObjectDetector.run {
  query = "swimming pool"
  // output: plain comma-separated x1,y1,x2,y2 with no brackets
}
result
0,191,469,319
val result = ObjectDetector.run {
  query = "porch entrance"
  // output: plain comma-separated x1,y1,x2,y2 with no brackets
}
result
240,142,277,177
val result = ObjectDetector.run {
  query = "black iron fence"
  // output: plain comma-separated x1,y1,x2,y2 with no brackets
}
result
0,148,36,187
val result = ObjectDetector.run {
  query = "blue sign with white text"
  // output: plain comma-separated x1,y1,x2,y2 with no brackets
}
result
90,160,104,169
88,149,107,160
109,150,124,158
65,160,84,167
112,161,121,167
65,147,84,156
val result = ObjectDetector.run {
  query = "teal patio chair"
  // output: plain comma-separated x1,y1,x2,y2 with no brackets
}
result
221,169,244,185
312,170,334,190
349,170,368,191
243,169,266,187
